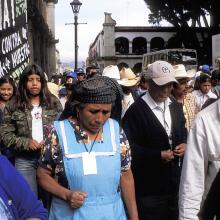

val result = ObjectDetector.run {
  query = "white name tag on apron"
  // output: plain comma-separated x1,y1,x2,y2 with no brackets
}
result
82,152,97,175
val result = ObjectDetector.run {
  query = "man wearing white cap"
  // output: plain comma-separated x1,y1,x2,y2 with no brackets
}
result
122,61,187,220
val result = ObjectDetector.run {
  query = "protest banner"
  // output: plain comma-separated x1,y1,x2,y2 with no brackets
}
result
0,0,30,79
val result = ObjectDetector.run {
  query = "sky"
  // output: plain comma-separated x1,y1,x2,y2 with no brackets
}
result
55,0,151,63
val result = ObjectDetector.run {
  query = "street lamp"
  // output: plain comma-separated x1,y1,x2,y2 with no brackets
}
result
70,0,82,70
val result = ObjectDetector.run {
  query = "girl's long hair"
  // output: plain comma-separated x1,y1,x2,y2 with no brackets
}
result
13,64,54,110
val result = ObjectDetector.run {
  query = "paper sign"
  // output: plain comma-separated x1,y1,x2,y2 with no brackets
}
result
82,152,97,175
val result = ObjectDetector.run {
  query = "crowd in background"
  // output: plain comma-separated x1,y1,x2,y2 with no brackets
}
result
0,60,220,220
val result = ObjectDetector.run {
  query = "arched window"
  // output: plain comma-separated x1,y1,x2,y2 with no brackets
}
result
132,37,147,54
150,37,165,51
115,37,129,54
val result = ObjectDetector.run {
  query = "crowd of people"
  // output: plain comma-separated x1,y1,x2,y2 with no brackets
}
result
0,60,220,220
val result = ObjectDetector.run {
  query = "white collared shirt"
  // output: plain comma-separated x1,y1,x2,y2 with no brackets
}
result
121,93,135,118
192,89,217,113
142,91,172,139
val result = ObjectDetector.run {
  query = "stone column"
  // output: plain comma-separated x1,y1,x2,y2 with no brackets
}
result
27,21,34,63
46,0,57,78
102,12,116,66
129,41,132,54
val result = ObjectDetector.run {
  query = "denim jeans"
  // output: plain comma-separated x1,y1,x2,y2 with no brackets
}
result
15,157,38,195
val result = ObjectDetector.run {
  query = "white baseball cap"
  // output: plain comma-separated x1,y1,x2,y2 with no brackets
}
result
146,61,178,85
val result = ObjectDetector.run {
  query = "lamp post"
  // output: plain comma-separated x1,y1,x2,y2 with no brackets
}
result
70,0,82,70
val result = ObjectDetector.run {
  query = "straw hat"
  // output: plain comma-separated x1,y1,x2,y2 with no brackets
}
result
118,67,140,87
173,64,196,80
47,82,59,98
102,65,120,80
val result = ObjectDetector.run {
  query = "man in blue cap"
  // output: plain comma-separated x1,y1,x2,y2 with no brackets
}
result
65,71,78,98
66,71,78,84
75,68,86,81
201,64,210,75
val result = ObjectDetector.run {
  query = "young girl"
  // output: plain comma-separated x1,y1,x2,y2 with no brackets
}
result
0,64,62,195
0,76,16,163
192,74,217,113
0,76,16,113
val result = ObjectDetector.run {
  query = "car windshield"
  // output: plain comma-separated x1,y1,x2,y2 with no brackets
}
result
168,51,197,65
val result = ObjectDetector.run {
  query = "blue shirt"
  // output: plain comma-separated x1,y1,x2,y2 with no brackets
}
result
0,156,47,219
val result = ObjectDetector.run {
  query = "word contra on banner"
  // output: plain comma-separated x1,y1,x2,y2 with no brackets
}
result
2,31,22,54
0,27,30,76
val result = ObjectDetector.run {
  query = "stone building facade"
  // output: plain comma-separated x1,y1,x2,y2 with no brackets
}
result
27,0,58,79
88,13,210,74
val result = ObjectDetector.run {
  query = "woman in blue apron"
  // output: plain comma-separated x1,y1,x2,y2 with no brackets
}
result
37,76,139,220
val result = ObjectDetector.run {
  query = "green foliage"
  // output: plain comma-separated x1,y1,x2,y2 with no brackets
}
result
144,0,220,27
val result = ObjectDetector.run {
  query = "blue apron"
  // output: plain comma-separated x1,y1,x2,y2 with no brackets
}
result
50,119,127,220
